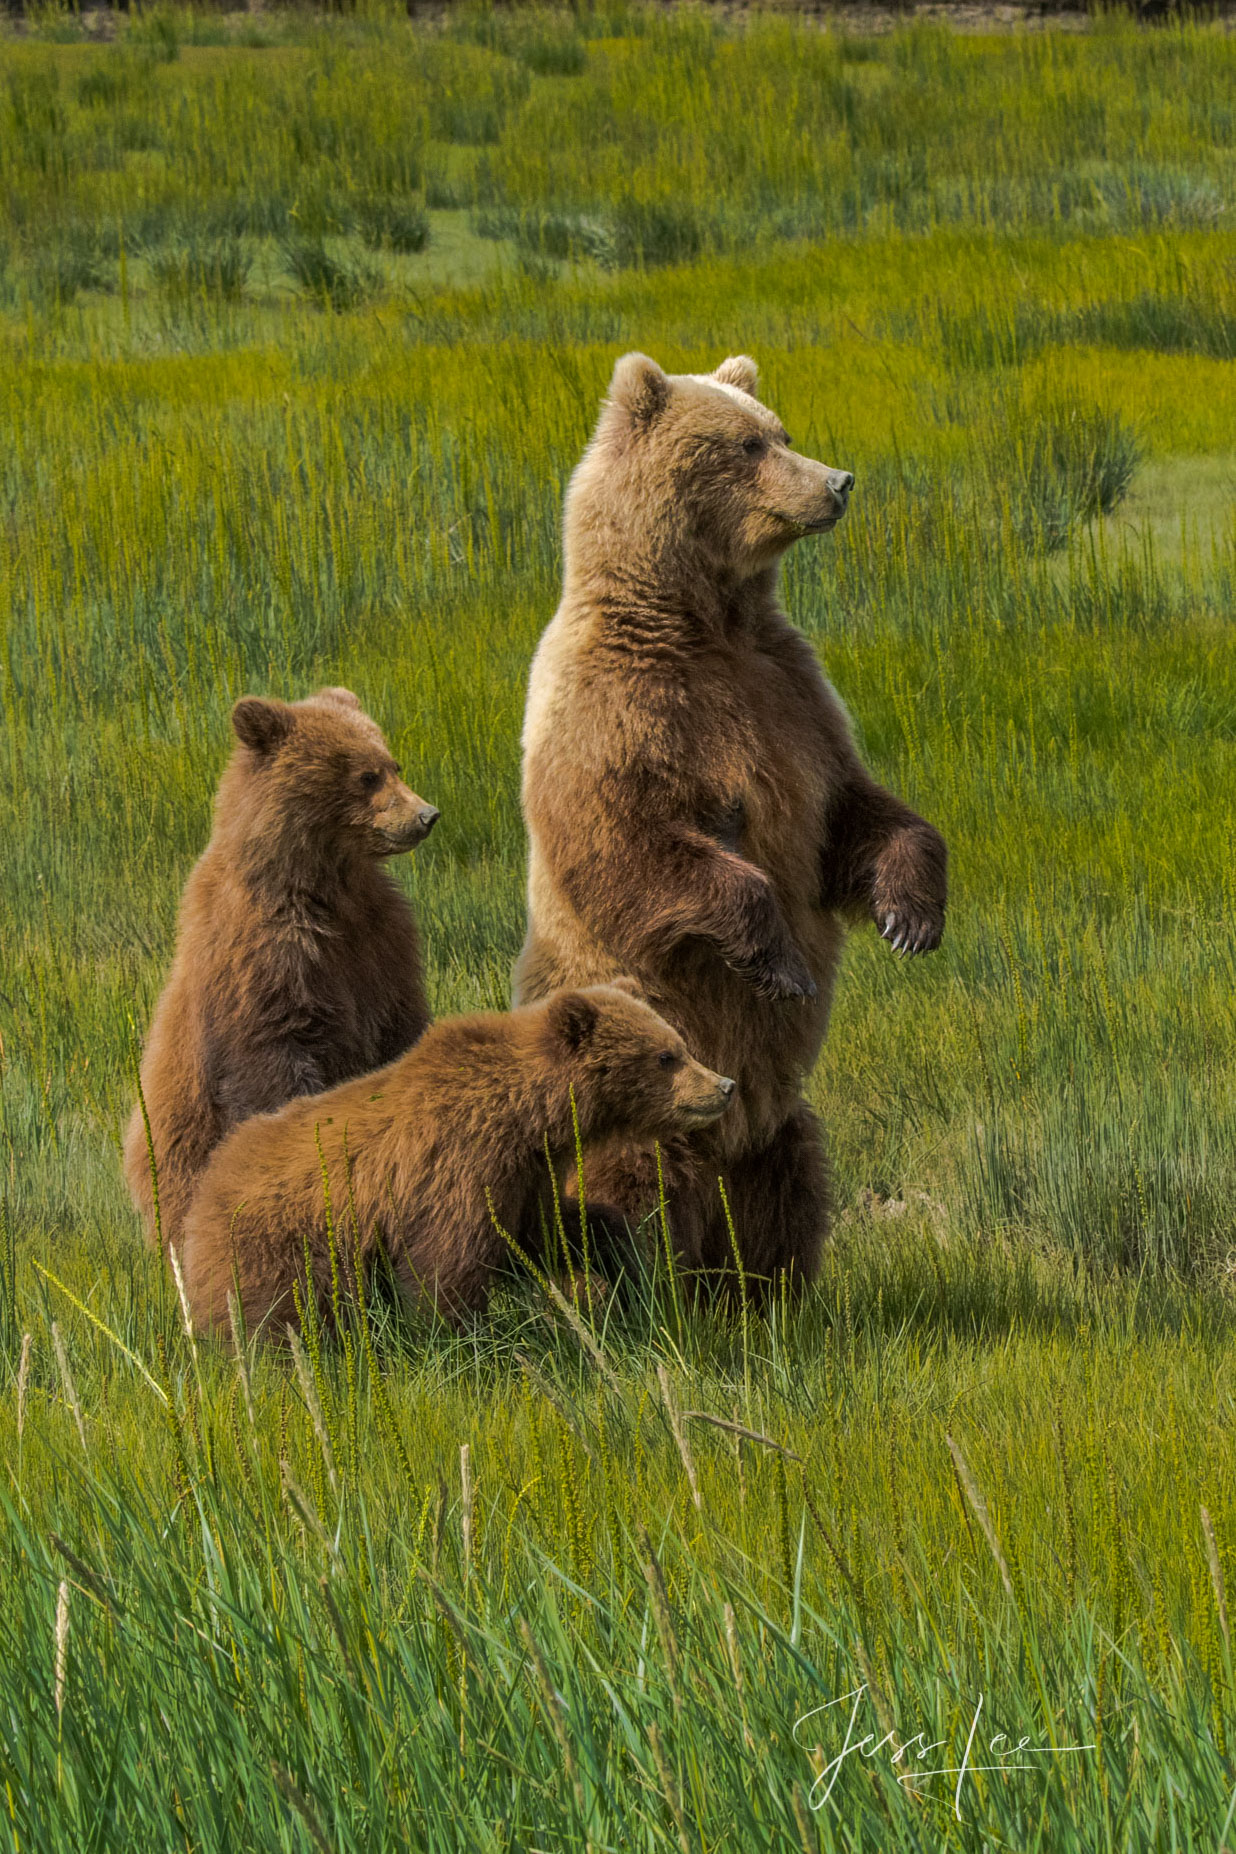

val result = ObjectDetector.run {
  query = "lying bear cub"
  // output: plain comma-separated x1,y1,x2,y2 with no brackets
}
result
179,982,734,1337
126,687,437,1249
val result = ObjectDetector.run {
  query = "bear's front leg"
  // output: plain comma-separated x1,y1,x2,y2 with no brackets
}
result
870,819,948,955
550,813,818,1001
820,776,948,956
212,1033,326,1125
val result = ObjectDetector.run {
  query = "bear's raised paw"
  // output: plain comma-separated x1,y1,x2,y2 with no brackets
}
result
879,911,943,957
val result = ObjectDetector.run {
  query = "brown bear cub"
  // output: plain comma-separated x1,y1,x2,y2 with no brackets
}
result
179,983,734,1336
515,353,947,1288
125,687,438,1249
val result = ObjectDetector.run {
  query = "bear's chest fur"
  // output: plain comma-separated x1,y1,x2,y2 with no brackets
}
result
202,875,409,1078
684,626,844,908
520,600,853,1138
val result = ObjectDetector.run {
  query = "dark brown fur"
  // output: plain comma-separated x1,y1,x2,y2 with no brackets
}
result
514,354,947,1287
124,688,438,1248
179,984,734,1335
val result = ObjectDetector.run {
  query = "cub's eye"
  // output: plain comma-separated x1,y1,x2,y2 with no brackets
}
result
741,435,765,458
359,769,384,794
658,1050,680,1071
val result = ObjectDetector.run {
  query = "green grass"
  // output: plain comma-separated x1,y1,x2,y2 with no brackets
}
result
2,4,1236,1847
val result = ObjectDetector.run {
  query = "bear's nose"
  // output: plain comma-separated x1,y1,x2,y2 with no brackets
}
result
835,471,855,494
419,807,440,832
718,1076,736,1099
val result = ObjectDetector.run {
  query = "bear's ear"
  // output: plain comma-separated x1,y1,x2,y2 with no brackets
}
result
313,686,361,710
713,354,759,396
608,352,671,426
232,697,293,756
548,991,600,1054
604,975,646,1002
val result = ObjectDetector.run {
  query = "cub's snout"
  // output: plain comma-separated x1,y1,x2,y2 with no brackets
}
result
676,1061,737,1125
377,786,440,853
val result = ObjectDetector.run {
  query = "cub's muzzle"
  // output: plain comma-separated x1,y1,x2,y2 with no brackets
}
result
377,793,440,853
682,1069,737,1125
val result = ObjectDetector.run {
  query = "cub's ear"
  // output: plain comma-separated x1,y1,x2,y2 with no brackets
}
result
548,991,600,1054
604,975,646,1002
313,686,361,710
232,697,293,756
713,354,759,396
609,352,671,426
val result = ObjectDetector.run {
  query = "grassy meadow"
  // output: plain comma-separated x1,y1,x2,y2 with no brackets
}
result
2,4,1236,1846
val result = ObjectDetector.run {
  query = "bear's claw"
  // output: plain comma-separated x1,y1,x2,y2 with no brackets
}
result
754,965,818,1002
879,911,942,957
738,945,819,1001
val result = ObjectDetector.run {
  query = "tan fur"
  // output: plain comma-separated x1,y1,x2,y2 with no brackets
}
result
179,985,734,1335
514,354,947,1286
125,688,438,1248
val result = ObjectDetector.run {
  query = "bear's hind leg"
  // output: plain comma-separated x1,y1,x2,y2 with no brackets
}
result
704,1104,830,1296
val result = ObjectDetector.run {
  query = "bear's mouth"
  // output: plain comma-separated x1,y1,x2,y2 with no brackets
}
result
679,1096,733,1125
778,508,845,536
796,507,849,533
376,813,439,854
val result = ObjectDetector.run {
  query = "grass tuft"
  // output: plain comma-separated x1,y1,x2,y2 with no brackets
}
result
149,232,251,304
282,238,382,311
353,194,431,255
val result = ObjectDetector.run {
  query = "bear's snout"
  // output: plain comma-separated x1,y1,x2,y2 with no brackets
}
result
676,1063,737,1125
770,452,853,536
376,787,440,853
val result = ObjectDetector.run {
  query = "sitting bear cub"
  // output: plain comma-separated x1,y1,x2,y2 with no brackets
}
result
179,983,735,1335
125,687,437,1249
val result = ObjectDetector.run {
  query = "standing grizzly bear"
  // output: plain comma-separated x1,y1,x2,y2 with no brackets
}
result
514,353,947,1286
124,688,438,1249
179,983,735,1335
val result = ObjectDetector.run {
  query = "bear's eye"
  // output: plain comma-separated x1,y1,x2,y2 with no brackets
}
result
741,435,766,458
658,1050,680,1071
359,769,384,794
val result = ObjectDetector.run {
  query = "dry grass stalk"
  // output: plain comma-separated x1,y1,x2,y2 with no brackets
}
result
657,1364,701,1511
682,1408,802,1460
50,1323,86,1453
227,1292,256,1431
168,1246,196,1351
54,1579,70,1721
1202,1504,1231,1656
287,1329,339,1500
947,1435,1015,1600
647,1722,692,1854
460,1443,474,1583
16,1332,31,1443
639,1527,681,1706
519,1618,586,1822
